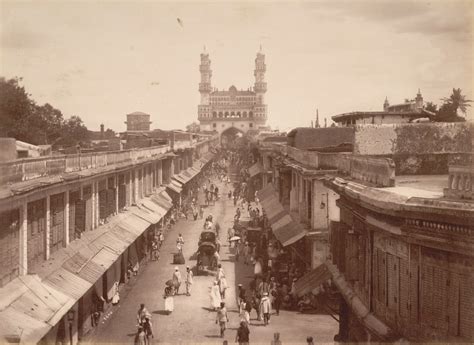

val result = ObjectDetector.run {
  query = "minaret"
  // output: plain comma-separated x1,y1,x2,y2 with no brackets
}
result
383,97,390,111
415,89,423,112
315,109,320,128
199,47,212,105
254,46,267,106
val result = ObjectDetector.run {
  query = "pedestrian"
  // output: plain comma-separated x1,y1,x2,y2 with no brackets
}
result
163,285,174,314
260,292,272,326
159,232,164,248
134,325,146,345
228,190,232,200
272,283,283,316
306,336,314,345
177,234,184,250
151,240,159,261
137,303,150,325
199,206,204,219
172,267,182,295
219,276,228,299
237,284,246,313
254,257,262,278
271,333,282,345
235,321,250,345
215,302,229,338
142,316,153,345
217,264,225,280
213,251,220,268
210,281,222,310
243,242,250,265
216,237,221,253
185,266,193,296
227,227,234,248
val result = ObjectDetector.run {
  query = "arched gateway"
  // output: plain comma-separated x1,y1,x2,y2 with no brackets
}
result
197,47,268,134
220,126,244,148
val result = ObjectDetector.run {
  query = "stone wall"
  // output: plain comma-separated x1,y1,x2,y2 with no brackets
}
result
288,127,355,150
353,123,472,175
353,123,472,155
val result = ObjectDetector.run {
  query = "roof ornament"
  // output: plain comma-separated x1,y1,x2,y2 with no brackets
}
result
259,44,262,52
203,45,206,52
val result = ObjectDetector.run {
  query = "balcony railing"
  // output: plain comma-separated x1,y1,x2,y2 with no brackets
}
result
0,144,171,186
265,143,395,187
444,164,473,199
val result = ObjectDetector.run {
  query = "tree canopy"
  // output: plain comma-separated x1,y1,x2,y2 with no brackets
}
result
0,77,90,147
435,88,471,122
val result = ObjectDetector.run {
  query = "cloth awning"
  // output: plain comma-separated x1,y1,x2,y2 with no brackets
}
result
199,152,214,165
0,208,154,345
132,200,163,224
166,180,182,194
172,174,188,185
294,263,332,297
258,184,307,247
249,162,264,177
273,219,307,246
151,192,173,211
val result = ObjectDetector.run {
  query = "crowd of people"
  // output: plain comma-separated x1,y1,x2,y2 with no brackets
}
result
131,146,321,344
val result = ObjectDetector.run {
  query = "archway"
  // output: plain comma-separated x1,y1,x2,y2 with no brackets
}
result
220,126,244,149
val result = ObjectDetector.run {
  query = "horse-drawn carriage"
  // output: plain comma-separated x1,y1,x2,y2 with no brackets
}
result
196,230,218,274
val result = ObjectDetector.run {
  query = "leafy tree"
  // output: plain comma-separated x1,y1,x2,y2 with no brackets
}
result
0,77,34,139
57,116,90,147
435,88,471,122
424,102,438,113
441,88,472,115
0,77,91,147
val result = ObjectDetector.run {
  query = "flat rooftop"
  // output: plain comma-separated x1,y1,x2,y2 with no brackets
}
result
380,175,448,199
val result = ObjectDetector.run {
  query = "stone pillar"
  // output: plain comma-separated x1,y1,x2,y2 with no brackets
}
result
95,181,99,228
19,202,28,275
64,191,70,246
45,195,51,260
91,182,96,229
135,168,139,203
158,161,163,186
115,175,119,214
128,171,133,206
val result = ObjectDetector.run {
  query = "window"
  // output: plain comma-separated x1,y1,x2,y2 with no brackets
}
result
213,123,216,128
249,123,253,128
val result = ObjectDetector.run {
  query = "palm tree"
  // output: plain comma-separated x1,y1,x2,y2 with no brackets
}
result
441,88,472,115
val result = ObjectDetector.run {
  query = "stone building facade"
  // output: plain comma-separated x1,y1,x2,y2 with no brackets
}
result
197,49,267,137
251,123,473,343
0,135,217,344
124,112,152,132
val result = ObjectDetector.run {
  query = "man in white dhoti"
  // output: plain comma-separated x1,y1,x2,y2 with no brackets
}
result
185,266,193,296
209,281,222,310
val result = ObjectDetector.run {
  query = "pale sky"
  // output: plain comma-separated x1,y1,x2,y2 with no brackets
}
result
1,0,473,133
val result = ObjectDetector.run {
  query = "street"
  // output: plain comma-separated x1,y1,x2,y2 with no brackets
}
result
91,181,338,344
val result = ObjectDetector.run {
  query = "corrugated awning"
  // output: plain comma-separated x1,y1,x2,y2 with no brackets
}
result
249,162,263,177
172,174,188,185
294,263,331,297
